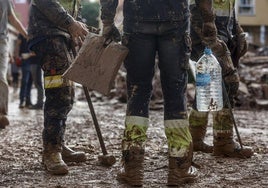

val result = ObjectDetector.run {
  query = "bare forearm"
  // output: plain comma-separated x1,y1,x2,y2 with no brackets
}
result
8,13,27,38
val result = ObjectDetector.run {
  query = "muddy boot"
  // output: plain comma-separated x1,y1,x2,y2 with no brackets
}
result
167,155,198,186
61,145,87,163
117,146,145,186
213,109,253,158
0,115,9,129
213,132,253,158
43,144,68,175
189,110,213,153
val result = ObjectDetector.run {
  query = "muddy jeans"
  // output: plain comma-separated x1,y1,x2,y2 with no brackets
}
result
0,38,9,115
124,22,191,120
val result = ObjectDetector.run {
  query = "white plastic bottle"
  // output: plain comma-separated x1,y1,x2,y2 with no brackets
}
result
195,48,223,111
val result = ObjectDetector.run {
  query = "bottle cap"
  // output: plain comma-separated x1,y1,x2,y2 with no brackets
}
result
204,47,212,55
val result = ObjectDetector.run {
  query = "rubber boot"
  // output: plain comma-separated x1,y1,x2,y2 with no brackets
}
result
213,109,253,158
117,146,145,186
43,144,68,175
189,110,213,153
167,146,198,186
0,115,9,129
62,145,87,163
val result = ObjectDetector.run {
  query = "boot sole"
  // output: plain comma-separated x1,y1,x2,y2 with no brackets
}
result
167,176,196,186
45,166,68,175
62,155,87,163
213,151,252,159
117,174,143,187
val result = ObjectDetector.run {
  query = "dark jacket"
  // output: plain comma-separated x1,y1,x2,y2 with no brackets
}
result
101,0,190,32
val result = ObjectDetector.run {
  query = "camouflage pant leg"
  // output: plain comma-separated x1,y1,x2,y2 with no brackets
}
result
211,40,240,107
33,36,74,146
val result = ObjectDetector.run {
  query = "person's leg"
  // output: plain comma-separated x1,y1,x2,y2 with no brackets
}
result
210,41,253,158
189,109,212,152
117,33,157,186
33,36,78,175
25,62,33,107
30,62,44,109
157,23,197,185
0,39,9,129
19,61,29,108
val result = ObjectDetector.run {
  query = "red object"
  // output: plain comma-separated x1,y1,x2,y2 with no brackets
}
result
15,57,22,67
50,69,56,75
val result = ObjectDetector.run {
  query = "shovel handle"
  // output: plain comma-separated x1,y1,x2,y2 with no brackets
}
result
83,86,108,155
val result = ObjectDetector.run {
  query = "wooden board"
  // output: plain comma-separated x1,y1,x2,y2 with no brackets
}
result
63,33,129,95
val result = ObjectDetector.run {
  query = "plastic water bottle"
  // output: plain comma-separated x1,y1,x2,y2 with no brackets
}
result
195,48,223,111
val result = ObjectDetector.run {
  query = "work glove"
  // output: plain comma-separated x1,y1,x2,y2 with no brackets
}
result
237,32,248,57
68,20,89,46
235,24,248,57
202,22,218,47
102,21,121,42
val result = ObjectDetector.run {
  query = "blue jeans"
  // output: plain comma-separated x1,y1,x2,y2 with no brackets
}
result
19,59,32,104
123,22,191,120
31,63,44,105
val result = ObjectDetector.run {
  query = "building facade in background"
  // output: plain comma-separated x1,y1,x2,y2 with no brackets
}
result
237,0,268,46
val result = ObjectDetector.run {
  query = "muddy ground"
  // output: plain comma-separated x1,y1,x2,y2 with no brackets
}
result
0,87,267,188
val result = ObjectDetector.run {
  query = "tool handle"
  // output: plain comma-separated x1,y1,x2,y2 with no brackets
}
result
83,86,108,155
222,81,243,149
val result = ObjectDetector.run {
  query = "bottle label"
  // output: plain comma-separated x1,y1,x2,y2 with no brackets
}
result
196,73,211,86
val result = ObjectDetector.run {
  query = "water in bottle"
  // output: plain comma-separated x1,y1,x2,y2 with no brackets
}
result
195,48,223,111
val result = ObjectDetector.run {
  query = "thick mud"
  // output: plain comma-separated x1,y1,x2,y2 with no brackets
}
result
0,88,267,187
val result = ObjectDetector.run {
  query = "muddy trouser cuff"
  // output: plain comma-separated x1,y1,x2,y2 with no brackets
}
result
164,119,192,157
189,109,209,127
212,108,233,133
122,116,149,151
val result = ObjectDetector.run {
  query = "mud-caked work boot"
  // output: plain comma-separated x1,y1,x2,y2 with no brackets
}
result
0,115,9,129
213,132,253,158
189,110,213,153
61,145,87,163
117,146,145,186
213,109,253,158
43,144,68,175
167,155,198,186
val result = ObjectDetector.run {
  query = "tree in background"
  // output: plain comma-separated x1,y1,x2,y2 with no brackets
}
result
81,0,100,28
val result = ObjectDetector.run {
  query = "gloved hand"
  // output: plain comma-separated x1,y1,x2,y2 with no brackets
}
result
237,32,248,57
235,24,248,57
102,21,121,42
202,22,218,47
68,20,89,46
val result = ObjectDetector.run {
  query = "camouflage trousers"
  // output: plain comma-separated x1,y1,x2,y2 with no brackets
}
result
32,36,74,146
